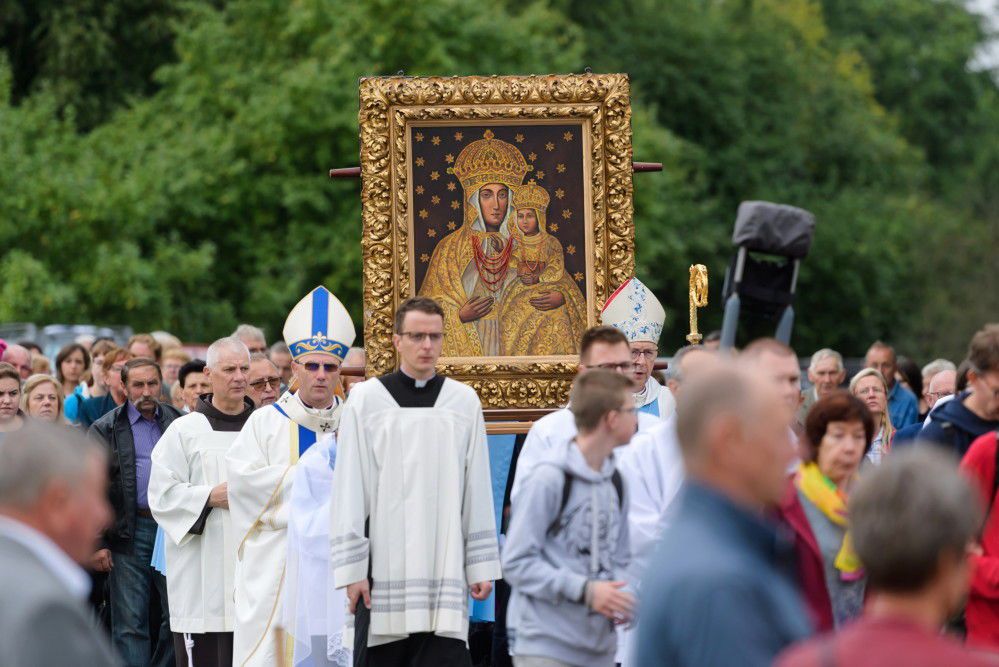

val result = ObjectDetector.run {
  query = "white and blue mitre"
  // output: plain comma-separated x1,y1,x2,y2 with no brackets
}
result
601,276,674,421
283,285,356,361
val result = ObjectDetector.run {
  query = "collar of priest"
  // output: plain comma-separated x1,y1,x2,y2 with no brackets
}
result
378,369,445,408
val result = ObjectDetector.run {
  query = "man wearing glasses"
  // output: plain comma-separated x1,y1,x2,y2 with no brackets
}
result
148,336,255,667
227,285,357,666
332,296,500,667
600,277,675,421
246,353,281,407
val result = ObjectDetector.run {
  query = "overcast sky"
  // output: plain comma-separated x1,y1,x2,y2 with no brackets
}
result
968,0,999,71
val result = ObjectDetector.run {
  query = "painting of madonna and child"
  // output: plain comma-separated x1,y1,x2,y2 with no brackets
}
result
412,124,593,359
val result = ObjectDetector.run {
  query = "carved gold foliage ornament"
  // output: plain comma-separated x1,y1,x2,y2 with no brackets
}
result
358,74,635,408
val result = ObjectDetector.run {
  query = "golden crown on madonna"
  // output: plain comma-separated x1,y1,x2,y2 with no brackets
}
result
448,129,532,191
514,179,550,212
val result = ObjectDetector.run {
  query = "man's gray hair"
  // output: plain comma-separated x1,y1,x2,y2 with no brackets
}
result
0,422,106,508
232,323,266,343
344,347,366,366
666,345,704,382
269,341,291,356
921,358,956,377
250,352,278,368
850,447,981,593
808,348,843,372
675,364,756,464
206,337,250,368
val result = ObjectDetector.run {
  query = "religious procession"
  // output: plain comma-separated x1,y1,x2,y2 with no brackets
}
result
2,2,999,667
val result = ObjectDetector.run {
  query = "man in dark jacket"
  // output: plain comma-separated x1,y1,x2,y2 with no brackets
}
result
89,358,182,667
920,324,999,456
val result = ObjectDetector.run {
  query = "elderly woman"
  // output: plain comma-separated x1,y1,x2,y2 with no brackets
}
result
776,391,875,632
0,362,25,435
850,368,895,464
22,374,65,423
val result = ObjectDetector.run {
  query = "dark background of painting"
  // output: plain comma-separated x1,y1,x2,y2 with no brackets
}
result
411,123,588,295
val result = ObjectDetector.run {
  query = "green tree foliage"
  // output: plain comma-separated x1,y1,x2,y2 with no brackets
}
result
1,0,995,360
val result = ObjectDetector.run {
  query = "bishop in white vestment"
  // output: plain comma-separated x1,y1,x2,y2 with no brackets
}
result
600,276,674,420
149,337,256,667
227,285,356,667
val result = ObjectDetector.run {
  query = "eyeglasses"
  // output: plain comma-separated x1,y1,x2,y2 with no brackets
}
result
591,361,637,373
398,332,445,344
302,362,340,374
924,390,952,402
630,349,658,360
250,377,281,391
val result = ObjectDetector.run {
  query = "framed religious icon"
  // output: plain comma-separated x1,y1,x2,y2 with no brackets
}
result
358,73,636,409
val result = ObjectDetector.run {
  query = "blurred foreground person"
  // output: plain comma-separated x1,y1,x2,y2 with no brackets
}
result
960,429,999,649
0,422,119,666
637,363,809,666
776,392,873,633
777,448,992,666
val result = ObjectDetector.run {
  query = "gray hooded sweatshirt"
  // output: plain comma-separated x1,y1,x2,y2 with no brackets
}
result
502,440,630,667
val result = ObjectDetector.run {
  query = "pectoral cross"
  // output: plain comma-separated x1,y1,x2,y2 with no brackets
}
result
319,422,333,433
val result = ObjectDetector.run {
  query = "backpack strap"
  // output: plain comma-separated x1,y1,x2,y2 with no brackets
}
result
545,469,625,537
988,431,999,519
546,472,574,537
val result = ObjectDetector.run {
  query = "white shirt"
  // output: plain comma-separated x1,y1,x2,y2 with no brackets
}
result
0,515,90,599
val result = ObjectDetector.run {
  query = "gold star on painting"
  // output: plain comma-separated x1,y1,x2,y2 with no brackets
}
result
418,209,429,219
556,163,566,173
431,136,441,146
536,170,545,180
416,185,425,195
566,245,576,255
415,157,425,167
447,221,457,230
573,271,584,281
515,133,525,143
445,153,454,164
528,152,537,162
447,182,456,191
562,209,572,220
545,142,555,151
427,228,437,238
430,171,440,181
450,200,460,210
454,131,463,141
549,223,559,232
420,253,430,263
555,188,565,199
415,132,424,142
431,195,440,205
563,131,574,142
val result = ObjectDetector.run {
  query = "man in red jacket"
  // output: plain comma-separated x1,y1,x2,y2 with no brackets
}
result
961,429,999,648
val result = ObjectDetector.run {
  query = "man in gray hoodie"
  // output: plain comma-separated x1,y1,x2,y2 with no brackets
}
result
502,370,636,667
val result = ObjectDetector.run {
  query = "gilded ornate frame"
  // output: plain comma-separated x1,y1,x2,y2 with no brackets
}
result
358,74,635,409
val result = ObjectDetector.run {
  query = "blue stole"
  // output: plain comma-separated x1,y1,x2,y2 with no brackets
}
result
638,398,660,418
272,403,318,460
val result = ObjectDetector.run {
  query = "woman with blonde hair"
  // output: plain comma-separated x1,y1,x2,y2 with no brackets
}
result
21,374,65,423
850,368,895,464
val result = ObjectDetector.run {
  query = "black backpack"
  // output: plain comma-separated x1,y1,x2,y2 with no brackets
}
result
545,469,624,537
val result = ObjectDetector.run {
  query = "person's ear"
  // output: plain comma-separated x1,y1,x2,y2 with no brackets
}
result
392,333,402,352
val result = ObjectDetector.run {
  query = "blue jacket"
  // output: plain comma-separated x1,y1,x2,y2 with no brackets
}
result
920,391,999,457
637,482,811,667
888,383,919,430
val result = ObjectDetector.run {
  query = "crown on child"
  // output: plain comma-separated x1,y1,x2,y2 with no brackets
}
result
515,179,550,212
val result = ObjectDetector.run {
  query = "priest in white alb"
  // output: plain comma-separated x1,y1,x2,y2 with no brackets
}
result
600,276,675,421
227,286,355,667
148,336,254,667
511,325,661,504
331,296,501,666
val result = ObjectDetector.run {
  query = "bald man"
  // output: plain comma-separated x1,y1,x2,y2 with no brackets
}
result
636,364,809,667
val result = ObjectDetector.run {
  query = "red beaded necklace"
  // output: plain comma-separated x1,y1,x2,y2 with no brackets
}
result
469,235,514,292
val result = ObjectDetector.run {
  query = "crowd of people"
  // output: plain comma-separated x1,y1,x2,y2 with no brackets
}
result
0,278,997,667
